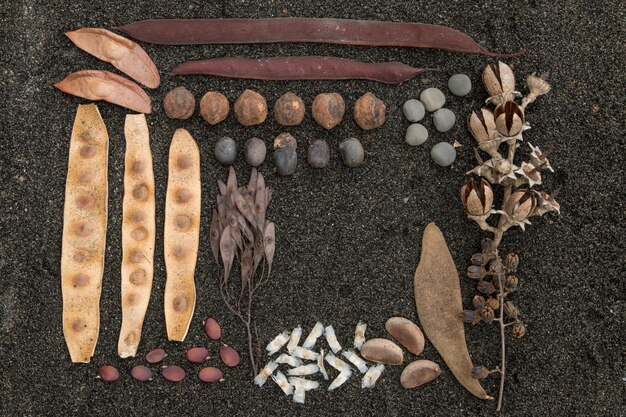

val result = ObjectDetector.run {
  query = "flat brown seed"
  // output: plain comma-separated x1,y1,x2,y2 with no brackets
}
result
128,249,143,263
79,145,97,158
219,345,240,367
73,221,94,237
204,317,222,340
97,365,120,382
186,347,210,363
132,160,145,173
385,317,425,355
400,360,442,389
173,296,187,312
175,188,193,204
75,194,95,209
73,249,90,264
177,154,192,170
133,183,149,200
131,227,149,241
71,318,86,332
360,338,404,365
199,367,223,383
145,348,166,364
174,214,192,231
131,365,153,381
162,365,186,382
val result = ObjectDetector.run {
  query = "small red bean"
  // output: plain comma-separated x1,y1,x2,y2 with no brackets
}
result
186,347,209,364
146,348,167,364
219,345,240,367
131,365,153,381
162,365,186,382
97,365,119,382
203,317,221,340
198,367,223,383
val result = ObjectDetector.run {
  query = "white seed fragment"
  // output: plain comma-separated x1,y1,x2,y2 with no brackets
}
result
286,325,302,353
266,330,291,355
362,364,385,388
324,325,342,353
328,369,352,391
287,364,319,376
254,361,279,387
302,322,324,349
272,370,293,396
318,349,329,380
325,352,350,372
342,350,369,373
293,386,306,404
354,321,367,350
275,353,302,367
292,346,319,361
288,377,319,391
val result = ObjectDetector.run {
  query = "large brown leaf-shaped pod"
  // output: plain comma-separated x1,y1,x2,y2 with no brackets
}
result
54,70,152,114
413,223,492,400
66,28,160,88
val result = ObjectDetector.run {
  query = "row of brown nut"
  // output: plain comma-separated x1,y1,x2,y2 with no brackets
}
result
163,88,386,131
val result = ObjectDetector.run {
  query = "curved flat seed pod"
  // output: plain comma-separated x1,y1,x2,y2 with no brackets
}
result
61,104,108,363
118,114,155,358
54,70,152,114
164,129,200,341
66,28,160,88
414,223,492,400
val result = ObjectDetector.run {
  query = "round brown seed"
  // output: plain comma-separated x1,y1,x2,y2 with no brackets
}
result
312,93,345,129
73,221,94,237
75,194,94,209
175,188,192,204
162,365,186,382
172,245,187,260
186,347,210,364
129,210,145,223
174,214,192,231
129,269,146,285
133,183,149,200
80,128,98,143
126,293,138,305
163,86,195,120
354,92,386,130
199,367,223,383
173,296,188,312
274,92,305,126
72,273,90,288
234,89,267,126
97,365,120,382
219,345,240,367
204,317,222,340
73,249,90,264
177,154,192,170
78,171,94,184
79,145,97,158
200,91,229,125
71,318,86,332
131,365,153,381
131,160,145,174
128,249,143,263
146,348,166,364
131,227,149,241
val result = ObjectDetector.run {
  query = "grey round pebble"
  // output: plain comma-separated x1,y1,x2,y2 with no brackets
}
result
405,123,429,146
448,74,472,96
307,139,330,168
432,108,456,132
244,137,266,167
339,138,364,167
214,137,237,165
431,142,457,167
274,148,297,176
402,99,425,122
419,88,446,112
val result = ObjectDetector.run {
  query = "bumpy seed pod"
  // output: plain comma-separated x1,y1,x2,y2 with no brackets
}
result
481,238,495,252
353,92,386,130
200,91,229,125
234,89,267,126
472,295,486,309
460,178,494,216
163,86,195,120
483,61,516,103
312,93,345,129
477,280,496,295
504,189,536,223
467,265,486,280
494,101,525,137
503,253,520,272
273,133,297,176
478,306,495,323
512,322,526,338
461,310,481,325
471,253,485,266
505,275,519,292
468,108,501,156
503,301,519,320
274,92,305,126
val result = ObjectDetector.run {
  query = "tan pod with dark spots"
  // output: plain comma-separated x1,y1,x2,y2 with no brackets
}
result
118,114,155,357
164,129,200,341
61,104,108,363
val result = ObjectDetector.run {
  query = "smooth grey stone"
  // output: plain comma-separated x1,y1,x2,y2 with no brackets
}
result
419,88,446,112
448,74,472,96
307,139,330,168
431,142,457,167
244,137,266,167
405,123,429,146
402,99,425,122
274,147,297,176
433,108,456,132
339,138,364,167
214,137,237,165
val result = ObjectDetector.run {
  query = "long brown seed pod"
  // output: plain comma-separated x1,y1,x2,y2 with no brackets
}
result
171,56,436,84
115,18,523,57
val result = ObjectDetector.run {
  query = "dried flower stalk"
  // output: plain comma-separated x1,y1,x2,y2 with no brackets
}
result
211,167,275,376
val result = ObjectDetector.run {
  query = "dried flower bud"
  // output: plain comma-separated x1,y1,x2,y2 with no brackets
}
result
503,253,519,273
472,295,486,309
512,322,527,338
471,366,490,379
483,62,516,97
487,297,500,310
471,253,485,266
481,238,495,252
526,72,551,97
477,280,496,295
478,306,495,323
461,178,494,217
503,301,519,320
488,259,504,275
468,109,498,148
467,265,487,280
504,189,537,223
461,310,481,325
494,101,525,137
493,273,505,291
505,275,519,292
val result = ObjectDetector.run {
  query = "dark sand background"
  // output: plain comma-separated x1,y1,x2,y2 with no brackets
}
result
0,1,624,416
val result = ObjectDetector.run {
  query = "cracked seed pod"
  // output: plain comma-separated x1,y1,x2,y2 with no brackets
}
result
494,101,525,137
478,306,495,323
468,108,501,156
503,253,519,273
526,72,551,98
515,162,542,187
461,178,494,216
512,322,526,338
528,143,554,172
533,190,561,216
504,189,536,224
472,295,486,309
477,280,496,295
461,310,481,325
505,275,519,292
467,265,487,280
483,62,516,104
503,301,519,320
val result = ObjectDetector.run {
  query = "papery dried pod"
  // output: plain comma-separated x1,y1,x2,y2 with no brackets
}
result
504,275,519,291
468,108,498,147
400,360,442,389
66,28,160,88
512,322,527,338
533,190,561,216
483,62,516,104
461,178,494,217
515,162,543,187
528,143,555,173
494,101,525,137
503,301,519,320
54,70,152,114
504,189,536,226
385,317,425,355
523,72,551,108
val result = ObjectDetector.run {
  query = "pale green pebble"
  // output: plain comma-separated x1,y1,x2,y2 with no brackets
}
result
433,108,456,132
405,123,429,146
419,88,446,112
448,74,472,96
431,142,456,167
402,99,425,122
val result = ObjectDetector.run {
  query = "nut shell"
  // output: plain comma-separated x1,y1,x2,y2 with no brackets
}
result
200,91,229,125
234,89,267,126
163,86,195,120
385,317,425,355
312,93,345,129
400,360,442,389
274,92,305,126
354,92,386,130
360,338,404,365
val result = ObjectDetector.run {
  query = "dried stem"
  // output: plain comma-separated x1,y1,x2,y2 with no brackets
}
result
496,275,507,412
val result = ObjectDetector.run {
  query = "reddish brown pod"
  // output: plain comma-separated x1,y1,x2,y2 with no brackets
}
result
204,317,222,340
96,365,120,382
219,345,240,367
199,367,224,383
162,365,186,382
131,365,153,381
186,347,210,363
146,348,167,364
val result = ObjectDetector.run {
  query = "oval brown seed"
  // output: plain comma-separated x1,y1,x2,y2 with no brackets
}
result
129,210,145,223
72,273,90,288
131,365,153,381
79,145,97,158
173,296,187,312
128,249,143,263
73,221,94,237
71,318,86,332
131,160,145,173
73,249,90,264
172,245,187,260
360,338,404,365
75,194,95,209
126,292,138,305
129,269,146,285
177,154,192,170
385,317,425,355
78,171,94,184
175,188,193,204
97,365,120,382
162,365,186,382
174,214,192,231
204,317,222,340
146,348,166,364
131,227,149,241
219,345,240,367
186,347,210,363
133,183,149,200
198,367,223,383
400,360,442,389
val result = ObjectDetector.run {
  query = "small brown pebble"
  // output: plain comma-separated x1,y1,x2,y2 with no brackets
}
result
234,89,267,126
200,91,229,125
162,365,186,382
97,365,120,382
163,86,195,120
354,92,386,130
312,93,345,129
400,360,442,389
219,345,240,367
198,367,223,383
360,338,404,365
204,317,222,340
186,347,210,363
146,348,166,364
274,92,305,126
131,365,153,381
